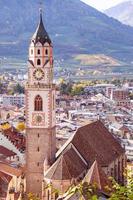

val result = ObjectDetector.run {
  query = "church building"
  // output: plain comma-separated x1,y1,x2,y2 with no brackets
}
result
24,7,126,200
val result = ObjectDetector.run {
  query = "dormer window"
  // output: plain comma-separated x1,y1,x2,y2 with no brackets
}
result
37,59,41,65
38,49,40,55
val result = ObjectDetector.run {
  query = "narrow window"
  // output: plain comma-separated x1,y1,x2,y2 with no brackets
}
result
38,49,40,55
34,95,43,111
31,49,33,55
37,162,39,166
37,59,41,65
37,147,40,152
48,190,50,200
111,168,114,177
53,95,55,110
55,192,59,200
38,133,40,138
118,161,121,182
114,164,117,181
45,49,48,55
122,159,125,183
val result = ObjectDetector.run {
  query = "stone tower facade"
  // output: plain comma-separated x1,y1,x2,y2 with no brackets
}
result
25,10,56,197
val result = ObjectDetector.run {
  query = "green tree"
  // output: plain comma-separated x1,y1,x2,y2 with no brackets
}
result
13,83,24,94
28,193,40,200
60,81,73,95
109,176,133,200
16,122,26,131
67,182,98,200
111,79,121,86
71,84,84,96
46,175,133,200
0,81,7,94
129,92,133,100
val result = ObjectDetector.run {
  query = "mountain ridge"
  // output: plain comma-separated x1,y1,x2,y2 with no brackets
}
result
104,1,133,27
0,0,133,65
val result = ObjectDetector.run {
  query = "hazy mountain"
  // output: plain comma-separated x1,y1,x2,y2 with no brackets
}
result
105,1,133,27
0,0,133,65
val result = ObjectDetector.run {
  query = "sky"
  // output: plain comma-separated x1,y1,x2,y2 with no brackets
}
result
81,0,128,11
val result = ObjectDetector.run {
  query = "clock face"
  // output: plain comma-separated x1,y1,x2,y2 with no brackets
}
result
36,115,42,123
33,68,44,81
32,113,45,126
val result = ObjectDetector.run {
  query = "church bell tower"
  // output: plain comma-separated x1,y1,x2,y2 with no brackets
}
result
25,9,56,196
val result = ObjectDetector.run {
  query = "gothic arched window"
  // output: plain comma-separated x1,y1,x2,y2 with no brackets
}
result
34,95,43,111
37,59,41,65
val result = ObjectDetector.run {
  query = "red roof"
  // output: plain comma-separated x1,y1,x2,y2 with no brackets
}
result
45,144,87,180
57,121,125,170
0,162,22,177
2,127,25,152
71,120,125,167
0,171,12,199
119,125,130,133
0,146,16,159
0,171,12,183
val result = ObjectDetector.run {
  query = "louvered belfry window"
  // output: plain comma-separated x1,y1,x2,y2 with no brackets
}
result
35,95,43,111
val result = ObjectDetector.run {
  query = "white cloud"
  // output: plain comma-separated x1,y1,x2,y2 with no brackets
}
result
81,0,128,11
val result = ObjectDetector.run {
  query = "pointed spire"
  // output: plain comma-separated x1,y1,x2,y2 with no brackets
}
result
31,8,51,45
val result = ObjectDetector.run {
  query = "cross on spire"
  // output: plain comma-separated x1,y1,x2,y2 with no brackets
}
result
39,0,43,15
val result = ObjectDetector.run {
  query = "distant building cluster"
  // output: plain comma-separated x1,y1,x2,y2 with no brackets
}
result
2,94,25,107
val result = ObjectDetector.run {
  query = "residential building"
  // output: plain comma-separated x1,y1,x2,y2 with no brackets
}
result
2,94,25,107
